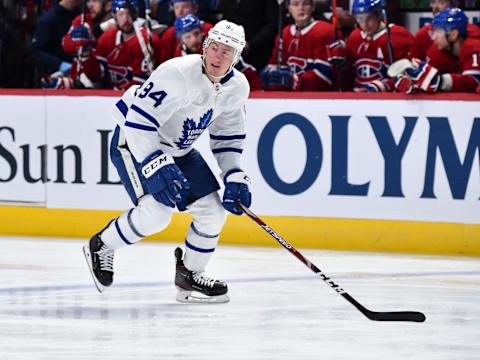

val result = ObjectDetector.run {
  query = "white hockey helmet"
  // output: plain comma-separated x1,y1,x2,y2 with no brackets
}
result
203,20,246,64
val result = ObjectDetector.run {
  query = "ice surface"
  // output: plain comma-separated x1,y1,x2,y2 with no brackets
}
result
0,236,479,360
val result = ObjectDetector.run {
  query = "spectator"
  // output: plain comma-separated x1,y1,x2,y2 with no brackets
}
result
342,0,413,92
158,0,213,63
394,8,480,93
260,0,336,91
174,13,262,89
411,0,480,61
30,0,82,76
79,0,163,90
217,0,278,71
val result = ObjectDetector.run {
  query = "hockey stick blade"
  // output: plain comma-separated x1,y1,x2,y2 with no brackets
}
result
343,293,426,322
238,203,426,323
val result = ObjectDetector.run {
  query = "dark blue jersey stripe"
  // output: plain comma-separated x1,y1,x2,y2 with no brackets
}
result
130,104,159,127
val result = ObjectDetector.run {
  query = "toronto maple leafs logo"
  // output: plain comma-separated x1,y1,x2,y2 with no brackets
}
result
175,109,214,149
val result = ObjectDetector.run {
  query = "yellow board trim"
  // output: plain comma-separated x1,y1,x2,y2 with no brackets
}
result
0,206,479,256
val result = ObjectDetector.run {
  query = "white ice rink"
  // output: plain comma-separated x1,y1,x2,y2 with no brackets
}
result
0,236,479,360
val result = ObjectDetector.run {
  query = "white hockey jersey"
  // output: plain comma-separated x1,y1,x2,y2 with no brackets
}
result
111,54,250,177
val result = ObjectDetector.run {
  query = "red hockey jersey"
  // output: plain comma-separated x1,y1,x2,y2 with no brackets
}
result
269,20,336,91
81,26,162,90
346,24,413,88
428,38,480,92
411,22,480,61
159,21,213,64
62,14,95,55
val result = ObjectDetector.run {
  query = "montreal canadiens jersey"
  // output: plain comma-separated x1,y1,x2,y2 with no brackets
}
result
82,26,162,90
427,38,480,92
111,54,250,175
62,14,95,55
347,24,413,86
411,23,480,61
159,21,213,64
62,13,96,82
269,20,336,91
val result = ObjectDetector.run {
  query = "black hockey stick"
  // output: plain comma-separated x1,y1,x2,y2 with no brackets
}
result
276,0,285,68
238,203,426,323
382,1,394,64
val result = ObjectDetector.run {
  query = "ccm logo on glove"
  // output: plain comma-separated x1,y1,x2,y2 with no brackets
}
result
142,153,175,178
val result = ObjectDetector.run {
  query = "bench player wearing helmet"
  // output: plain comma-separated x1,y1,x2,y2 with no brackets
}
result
393,8,480,93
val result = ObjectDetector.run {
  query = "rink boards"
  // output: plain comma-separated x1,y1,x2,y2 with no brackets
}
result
0,90,479,256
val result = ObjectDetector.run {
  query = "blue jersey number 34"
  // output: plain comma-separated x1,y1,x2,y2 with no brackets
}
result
136,81,167,108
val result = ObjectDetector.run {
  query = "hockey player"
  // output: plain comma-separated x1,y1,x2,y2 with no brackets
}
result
174,14,262,90
341,0,413,92
60,0,113,87
260,0,336,91
83,20,252,303
78,0,162,90
63,0,113,54
158,0,213,64
410,0,480,61
393,8,480,93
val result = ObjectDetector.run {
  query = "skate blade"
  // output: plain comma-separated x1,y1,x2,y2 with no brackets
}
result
175,288,230,304
82,244,105,294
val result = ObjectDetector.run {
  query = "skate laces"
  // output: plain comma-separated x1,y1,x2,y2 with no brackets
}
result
97,245,114,272
192,272,216,288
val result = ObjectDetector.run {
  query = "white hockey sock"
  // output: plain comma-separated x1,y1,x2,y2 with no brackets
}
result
101,195,173,250
183,223,220,272
101,209,144,250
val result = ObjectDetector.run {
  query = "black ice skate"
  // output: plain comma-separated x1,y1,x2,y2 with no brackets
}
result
83,232,114,293
174,247,229,303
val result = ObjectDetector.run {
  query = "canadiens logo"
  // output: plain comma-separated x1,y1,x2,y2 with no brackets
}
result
107,64,133,88
175,109,214,149
287,56,307,74
287,56,332,82
355,58,388,83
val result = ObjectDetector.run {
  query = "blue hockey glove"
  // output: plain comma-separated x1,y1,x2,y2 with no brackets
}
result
70,24,93,51
71,24,90,41
141,150,191,208
222,169,251,215
260,65,294,91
